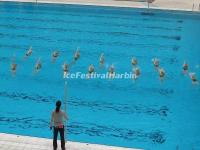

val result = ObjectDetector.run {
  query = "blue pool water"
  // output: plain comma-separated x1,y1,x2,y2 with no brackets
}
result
0,2,200,150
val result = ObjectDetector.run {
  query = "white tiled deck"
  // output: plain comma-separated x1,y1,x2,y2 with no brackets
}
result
0,133,142,150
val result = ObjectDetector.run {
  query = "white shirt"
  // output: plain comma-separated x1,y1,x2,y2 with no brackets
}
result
50,109,68,127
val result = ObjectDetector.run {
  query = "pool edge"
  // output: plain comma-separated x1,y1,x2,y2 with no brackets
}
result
0,0,200,13
0,132,143,150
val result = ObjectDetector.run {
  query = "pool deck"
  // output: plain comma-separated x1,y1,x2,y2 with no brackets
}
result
0,133,142,150
1,0,200,12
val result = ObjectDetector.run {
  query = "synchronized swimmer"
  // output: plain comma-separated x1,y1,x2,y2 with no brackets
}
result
189,73,198,84
9,46,199,84
131,57,138,67
11,56,17,76
34,58,42,74
152,58,160,69
131,57,141,80
24,46,32,59
99,53,105,67
73,48,80,63
52,51,59,62
11,63,17,74
133,67,141,80
182,61,189,74
62,62,69,78
87,64,95,78
152,57,165,81
159,68,165,81
108,64,115,78
88,64,95,74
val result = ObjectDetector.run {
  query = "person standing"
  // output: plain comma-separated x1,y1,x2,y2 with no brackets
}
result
50,100,68,150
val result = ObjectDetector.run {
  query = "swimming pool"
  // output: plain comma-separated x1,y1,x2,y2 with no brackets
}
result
0,2,200,150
